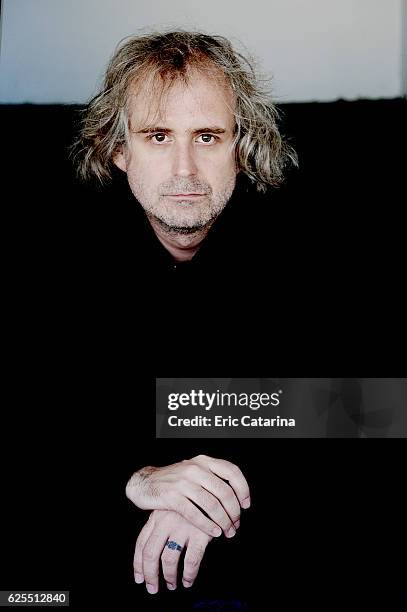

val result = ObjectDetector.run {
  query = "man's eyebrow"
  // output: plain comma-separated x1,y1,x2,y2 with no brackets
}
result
136,127,171,134
136,126,227,134
192,127,226,135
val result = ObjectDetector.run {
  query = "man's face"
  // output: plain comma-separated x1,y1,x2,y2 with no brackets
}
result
114,69,237,233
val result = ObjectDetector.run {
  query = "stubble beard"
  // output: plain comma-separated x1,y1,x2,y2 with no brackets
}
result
132,176,236,236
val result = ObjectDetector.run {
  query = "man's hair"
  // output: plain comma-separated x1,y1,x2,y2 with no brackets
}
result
72,30,297,193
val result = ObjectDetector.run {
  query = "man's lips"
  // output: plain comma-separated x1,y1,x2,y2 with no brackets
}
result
163,193,207,202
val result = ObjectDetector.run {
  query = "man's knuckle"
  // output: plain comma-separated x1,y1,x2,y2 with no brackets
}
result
143,547,157,562
185,556,200,570
227,462,241,476
178,476,191,489
204,496,219,514
162,553,178,568
184,464,200,479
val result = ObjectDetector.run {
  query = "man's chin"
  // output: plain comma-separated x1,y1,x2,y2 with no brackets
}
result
160,223,207,235
153,215,212,235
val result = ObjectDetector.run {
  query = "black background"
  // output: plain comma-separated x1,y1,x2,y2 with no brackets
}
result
1,99,406,609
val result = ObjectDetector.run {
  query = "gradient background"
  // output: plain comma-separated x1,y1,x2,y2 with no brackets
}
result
1,0,406,104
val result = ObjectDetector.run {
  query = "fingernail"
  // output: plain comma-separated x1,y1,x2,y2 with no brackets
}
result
226,526,236,538
234,520,240,529
134,572,144,584
183,579,193,588
146,583,158,594
242,497,251,509
166,583,176,590
212,526,222,537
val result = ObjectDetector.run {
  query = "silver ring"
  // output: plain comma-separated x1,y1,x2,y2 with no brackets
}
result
166,539,183,552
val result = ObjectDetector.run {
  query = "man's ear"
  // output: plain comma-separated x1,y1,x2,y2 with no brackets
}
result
112,147,127,173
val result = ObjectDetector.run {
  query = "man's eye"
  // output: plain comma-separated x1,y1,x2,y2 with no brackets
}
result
196,134,218,144
149,133,168,143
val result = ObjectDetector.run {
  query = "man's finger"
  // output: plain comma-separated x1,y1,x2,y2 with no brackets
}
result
196,456,251,509
182,538,208,588
169,495,223,538
142,529,168,594
134,513,155,584
192,466,242,528
161,536,185,589
185,484,236,537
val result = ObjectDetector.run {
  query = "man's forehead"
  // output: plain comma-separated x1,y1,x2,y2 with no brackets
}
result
128,69,235,129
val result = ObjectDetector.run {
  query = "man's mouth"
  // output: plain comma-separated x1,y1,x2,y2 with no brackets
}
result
163,193,207,202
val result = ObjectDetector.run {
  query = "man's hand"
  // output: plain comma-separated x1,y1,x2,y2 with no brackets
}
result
126,454,250,538
134,509,213,594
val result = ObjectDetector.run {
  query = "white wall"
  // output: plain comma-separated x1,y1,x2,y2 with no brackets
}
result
0,0,404,103
403,0,407,94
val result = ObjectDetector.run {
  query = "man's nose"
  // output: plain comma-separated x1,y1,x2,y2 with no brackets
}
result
171,141,198,177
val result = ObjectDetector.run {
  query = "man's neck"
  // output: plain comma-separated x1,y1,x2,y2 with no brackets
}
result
148,216,213,262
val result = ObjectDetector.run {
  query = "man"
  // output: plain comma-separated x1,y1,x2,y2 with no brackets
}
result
71,30,404,607
73,29,296,275
72,29,297,598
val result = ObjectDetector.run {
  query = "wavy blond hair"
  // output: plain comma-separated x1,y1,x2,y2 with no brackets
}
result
72,29,297,192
